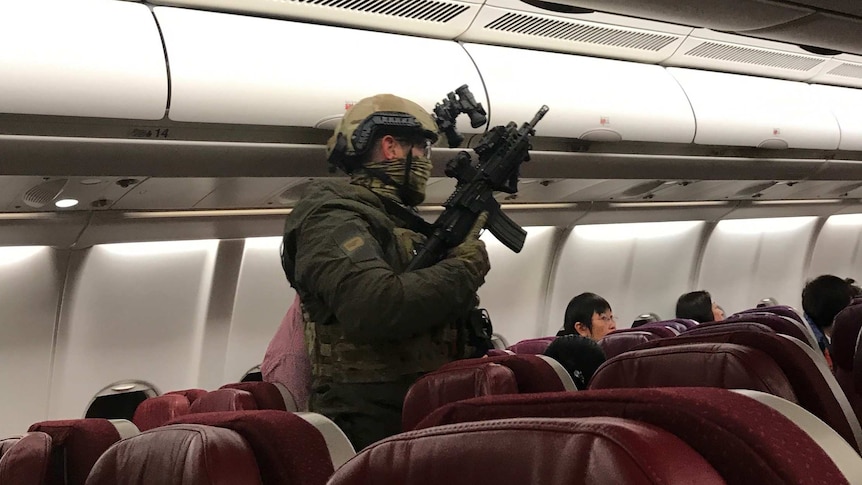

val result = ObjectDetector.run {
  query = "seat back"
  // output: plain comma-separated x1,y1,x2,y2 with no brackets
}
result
402,363,519,431
723,312,819,350
0,432,52,485
132,394,191,432
436,354,576,393
164,388,207,405
0,436,21,460
221,382,297,412
190,389,258,413
506,337,555,355
737,304,805,324
590,342,798,402
598,329,661,359
623,329,862,452
833,304,862,423
416,387,853,485
623,325,678,338
329,417,725,485
27,419,138,485
86,424,262,485
167,410,337,485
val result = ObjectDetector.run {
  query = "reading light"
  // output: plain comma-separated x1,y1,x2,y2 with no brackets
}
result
54,198,79,208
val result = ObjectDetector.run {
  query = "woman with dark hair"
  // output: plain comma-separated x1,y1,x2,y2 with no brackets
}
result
559,292,616,341
543,334,607,390
675,290,723,323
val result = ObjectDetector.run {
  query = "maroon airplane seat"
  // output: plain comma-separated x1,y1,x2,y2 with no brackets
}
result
132,394,191,432
723,312,818,350
833,304,862,423
167,410,333,485
329,417,725,485
682,321,774,338
402,363,519,431
620,325,678,339
0,432,52,485
220,382,290,411
0,436,21,460
668,318,699,328
165,388,207,405
626,328,862,452
438,354,569,394
643,320,687,333
506,337,555,354
27,419,127,485
853,297,862,306
737,305,805,325
416,387,850,485
86,424,263,485
590,342,798,403
485,349,514,357
189,389,258,413
598,330,660,359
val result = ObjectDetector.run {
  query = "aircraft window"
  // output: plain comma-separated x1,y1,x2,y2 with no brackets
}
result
84,380,159,420
241,365,263,382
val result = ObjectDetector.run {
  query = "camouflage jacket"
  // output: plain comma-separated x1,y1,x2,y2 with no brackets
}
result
281,180,481,384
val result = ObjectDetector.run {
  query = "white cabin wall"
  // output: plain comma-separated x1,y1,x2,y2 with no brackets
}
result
545,221,706,335
223,236,294,384
477,227,560,345
808,214,862,284
48,240,219,420
0,247,67,436
697,217,820,315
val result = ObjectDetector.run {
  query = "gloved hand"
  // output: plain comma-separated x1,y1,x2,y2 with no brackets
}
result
446,212,491,284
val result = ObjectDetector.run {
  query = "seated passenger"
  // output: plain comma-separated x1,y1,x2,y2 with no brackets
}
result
558,292,616,341
675,290,723,323
802,275,853,353
631,312,661,328
543,334,607,390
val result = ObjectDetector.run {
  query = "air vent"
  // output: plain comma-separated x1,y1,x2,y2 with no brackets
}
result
484,12,678,51
684,42,825,72
826,63,862,80
23,179,68,208
291,0,470,23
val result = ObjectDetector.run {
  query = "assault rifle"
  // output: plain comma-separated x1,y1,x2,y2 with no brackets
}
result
407,92,549,271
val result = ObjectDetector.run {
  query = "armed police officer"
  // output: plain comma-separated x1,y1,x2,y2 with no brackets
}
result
278,94,491,449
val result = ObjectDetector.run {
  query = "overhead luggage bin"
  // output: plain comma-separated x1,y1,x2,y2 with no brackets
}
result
149,0,483,39
667,67,841,150
460,0,691,64
810,84,862,151
0,1,168,120
155,7,486,133
463,43,695,143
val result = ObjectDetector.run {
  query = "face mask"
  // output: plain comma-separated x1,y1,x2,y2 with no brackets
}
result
354,153,432,207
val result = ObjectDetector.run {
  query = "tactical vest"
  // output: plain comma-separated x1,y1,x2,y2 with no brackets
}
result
295,186,465,385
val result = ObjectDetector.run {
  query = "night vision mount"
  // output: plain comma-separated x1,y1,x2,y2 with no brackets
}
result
434,84,488,148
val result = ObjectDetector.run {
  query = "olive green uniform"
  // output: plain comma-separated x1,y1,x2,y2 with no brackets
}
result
281,179,483,449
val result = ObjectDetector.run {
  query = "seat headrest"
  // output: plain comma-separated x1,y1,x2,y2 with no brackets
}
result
681,321,774,338
133,395,191,432
330,417,724,485
506,337,555,354
167,410,334,485
190,389,258,413
590,342,798,404
164,388,207,405
87,424,263,485
220,382,293,412
402,363,518,431
723,313,816,349
415,387,849,485
598,330,657,359
0,436,21,460
437,354,568,393
27,418,124,485
0,432,52,485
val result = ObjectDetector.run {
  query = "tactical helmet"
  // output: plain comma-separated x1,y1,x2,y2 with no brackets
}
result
326,94,439,173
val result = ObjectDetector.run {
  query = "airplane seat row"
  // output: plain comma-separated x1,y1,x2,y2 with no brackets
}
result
593,326,862,453
330,416,727,485
505,336,555,354
831,302,862,423
0,418,139,485
410,387,862,485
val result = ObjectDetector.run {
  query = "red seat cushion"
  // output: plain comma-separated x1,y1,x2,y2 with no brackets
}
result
330,417,724,485
221,382,287,411
402,363,518,431
132,394,191,431
27,419,123,485
0,432,52,485
506,337,555,354
190,389,258,413
87,424,262,485
167,410,333,485
437,354,566,393
598,330,658,359
416,387,849,485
